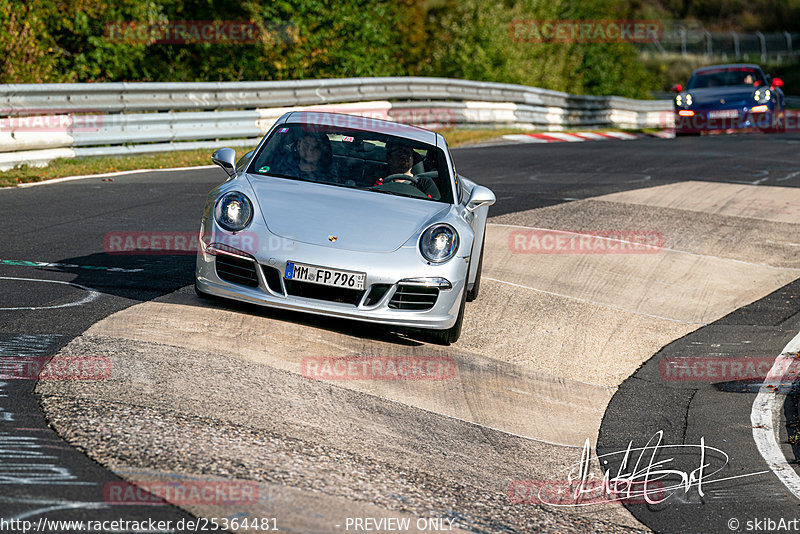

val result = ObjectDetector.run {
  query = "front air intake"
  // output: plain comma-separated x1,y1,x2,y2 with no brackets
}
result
388,285,439,310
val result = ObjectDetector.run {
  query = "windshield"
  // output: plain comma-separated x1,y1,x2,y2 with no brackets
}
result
687,67,766,89
248,123,453,203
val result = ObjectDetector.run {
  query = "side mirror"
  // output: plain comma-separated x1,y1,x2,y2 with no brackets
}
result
671,84,683,93
466,185,496,213
236,150,255,173
772,77,784,89
212,148,237,178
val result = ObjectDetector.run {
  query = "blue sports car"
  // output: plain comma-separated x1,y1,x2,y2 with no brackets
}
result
672,64,785,136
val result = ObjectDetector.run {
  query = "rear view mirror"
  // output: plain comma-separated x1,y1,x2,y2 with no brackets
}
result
212,148,237,178
466,186,496,213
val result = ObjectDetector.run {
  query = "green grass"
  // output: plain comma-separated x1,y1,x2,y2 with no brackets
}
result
0,126,658,187
0,148,251,188
438,128,538,147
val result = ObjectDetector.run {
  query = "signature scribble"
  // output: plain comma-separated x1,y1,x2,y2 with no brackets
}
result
509,431,768,507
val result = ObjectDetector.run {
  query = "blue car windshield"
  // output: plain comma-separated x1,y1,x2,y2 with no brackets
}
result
249,123,453,204
687,67,766,89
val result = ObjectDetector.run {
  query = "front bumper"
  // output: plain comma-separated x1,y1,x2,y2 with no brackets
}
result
195,239,467,330
674,108,779,133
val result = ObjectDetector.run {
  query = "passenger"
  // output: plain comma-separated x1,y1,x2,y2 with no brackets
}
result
291,133,333,181
743,74,754,85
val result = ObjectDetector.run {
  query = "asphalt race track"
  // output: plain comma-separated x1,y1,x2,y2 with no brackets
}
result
3,133,800,533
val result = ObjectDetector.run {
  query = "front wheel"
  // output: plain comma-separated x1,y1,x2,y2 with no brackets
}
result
195,281,215,301
466,234,484,302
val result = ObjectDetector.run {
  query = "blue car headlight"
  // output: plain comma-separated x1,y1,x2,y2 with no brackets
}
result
215,191,253,232
420,224,459,263
754,88,771,104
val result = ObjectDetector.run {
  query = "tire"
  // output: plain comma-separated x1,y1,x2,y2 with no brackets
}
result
466,234,484,302
194,281,215,300
428,279,467,345
675,131,700,137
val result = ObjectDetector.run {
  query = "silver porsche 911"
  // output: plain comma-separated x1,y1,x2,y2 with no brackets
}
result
195,111,495,344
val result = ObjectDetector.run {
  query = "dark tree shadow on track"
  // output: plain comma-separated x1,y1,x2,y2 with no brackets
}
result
46,252,429,347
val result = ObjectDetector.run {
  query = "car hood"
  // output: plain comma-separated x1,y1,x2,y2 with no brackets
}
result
685,86,755,107
246,175,451,253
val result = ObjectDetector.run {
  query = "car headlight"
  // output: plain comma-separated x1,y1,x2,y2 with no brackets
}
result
685,93,692,106
215,191,253,232
675,94,682,106
754,89,771,104
419,224,459,263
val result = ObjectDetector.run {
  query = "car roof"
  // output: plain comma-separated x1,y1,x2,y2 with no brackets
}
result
283,111,440,146
693,64,763,74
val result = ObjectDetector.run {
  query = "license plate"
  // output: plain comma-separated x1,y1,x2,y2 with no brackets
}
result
285,261,365,290
708,109,739,119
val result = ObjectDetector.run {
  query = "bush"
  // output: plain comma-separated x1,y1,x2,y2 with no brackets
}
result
422,0,657,98
0,0,60,83
0,0,657,97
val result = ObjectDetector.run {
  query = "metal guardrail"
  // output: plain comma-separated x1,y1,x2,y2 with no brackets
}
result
786,96,800,109
643,31,799,62
0,77,674,171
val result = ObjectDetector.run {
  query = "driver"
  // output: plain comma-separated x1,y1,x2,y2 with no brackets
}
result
376,142,440,199
387,142,415,177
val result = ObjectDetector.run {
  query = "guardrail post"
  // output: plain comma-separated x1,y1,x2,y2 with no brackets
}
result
704,30,712,57
731,31,740,60
680,30,687,57
756,31,767,62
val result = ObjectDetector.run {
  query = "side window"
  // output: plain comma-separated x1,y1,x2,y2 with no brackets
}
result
237,150,254,174
452,160,464,202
